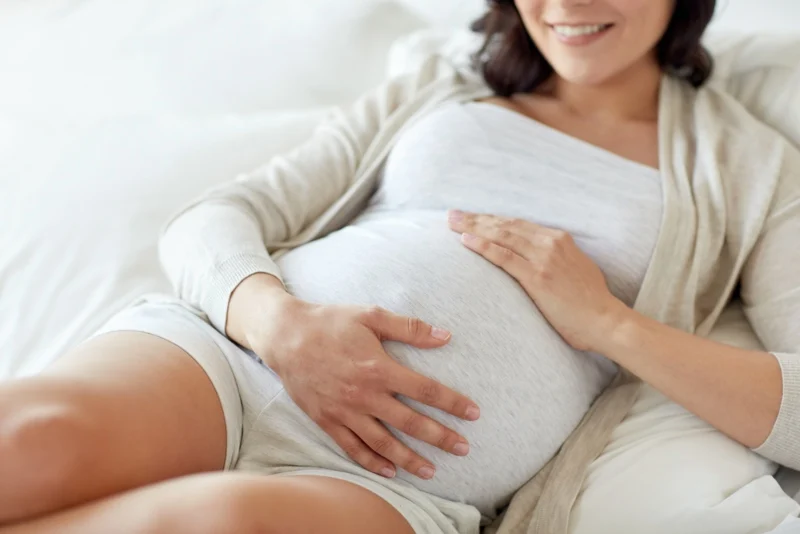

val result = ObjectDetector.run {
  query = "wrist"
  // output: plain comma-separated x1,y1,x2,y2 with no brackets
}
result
591,298,642,357
226,272,297,347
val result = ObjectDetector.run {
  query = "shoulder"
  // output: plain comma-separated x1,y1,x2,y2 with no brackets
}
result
667,77,793,186
699,83,800,189
682,79,786,148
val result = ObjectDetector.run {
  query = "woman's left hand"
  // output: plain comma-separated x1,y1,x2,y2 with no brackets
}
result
448,210,628,353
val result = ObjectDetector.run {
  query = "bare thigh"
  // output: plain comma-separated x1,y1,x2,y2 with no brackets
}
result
0,332,227,523
0,474,417,534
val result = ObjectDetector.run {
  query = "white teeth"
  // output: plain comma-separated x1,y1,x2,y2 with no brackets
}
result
552,24,608,37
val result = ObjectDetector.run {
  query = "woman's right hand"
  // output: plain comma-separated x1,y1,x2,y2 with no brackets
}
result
227,273,481,480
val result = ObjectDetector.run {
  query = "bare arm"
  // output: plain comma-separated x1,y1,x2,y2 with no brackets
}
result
598,308,782,449
600,144,800,466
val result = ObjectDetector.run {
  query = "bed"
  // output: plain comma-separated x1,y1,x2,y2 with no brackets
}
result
1,0,799,529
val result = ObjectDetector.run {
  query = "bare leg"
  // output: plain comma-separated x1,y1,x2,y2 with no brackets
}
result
0,332,227,524
0,474,416,534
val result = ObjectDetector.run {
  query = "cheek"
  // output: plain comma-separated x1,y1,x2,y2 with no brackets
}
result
514,0,546,31
514,0,550,51
617,0,674,47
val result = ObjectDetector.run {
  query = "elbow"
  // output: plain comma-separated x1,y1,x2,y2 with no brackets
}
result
752,353,800,470
751,406,800,471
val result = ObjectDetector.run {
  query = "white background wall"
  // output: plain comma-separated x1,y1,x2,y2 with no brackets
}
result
712,0,800,32
400,0,800,33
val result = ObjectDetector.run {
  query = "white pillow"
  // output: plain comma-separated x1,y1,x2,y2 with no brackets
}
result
0,110,327,380
0,0,426,121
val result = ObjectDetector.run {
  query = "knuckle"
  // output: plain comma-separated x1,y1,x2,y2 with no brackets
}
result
356,359,385,383
401,413,425,436
337,436,362,458
508,233,524,248
362,305,385,322
495,229,513,242
401,455,427,474
370,435,394,455
531,264,549,282
406,317,426,338
338,383,362,404
321,404,346,422
499,247,516,262
418,382,441,405
450,397,468,417
346,444,368,463
436,430,459,451
553,230,571,243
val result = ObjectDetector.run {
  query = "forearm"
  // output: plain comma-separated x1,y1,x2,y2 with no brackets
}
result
226,272,295,352
159,201,284,331
598,305,783,449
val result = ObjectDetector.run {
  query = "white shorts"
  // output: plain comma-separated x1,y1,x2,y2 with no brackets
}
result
92,296,483,534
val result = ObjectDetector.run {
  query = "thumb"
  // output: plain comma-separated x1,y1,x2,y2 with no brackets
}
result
363,308,452,348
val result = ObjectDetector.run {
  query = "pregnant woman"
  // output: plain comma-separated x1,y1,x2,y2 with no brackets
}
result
2,0,799,533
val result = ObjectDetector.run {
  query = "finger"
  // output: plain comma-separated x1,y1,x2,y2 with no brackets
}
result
461,233,533,284
388,365,481,422
361,307,452,348
346,414,437,480
323,422,398,479
481,226,538,261
447,210,524,232
447,209,490,234
373,397,471,458
448,210,552,240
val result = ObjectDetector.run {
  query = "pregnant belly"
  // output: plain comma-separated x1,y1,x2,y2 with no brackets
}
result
276,213,616,516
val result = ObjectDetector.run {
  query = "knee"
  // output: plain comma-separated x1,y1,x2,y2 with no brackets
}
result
0,401,96,494
154,477,284,534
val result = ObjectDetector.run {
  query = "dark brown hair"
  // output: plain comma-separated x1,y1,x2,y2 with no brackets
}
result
471,0,716,96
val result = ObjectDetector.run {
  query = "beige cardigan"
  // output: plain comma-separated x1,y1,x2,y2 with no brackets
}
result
159,55,800,533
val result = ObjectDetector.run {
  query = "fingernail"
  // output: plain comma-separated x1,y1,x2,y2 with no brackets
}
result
380,467,396,478
462,233,479,245
453,442,470,456
465,406,481,420
431,327,451,341
448,210,464,222
418,466,436,480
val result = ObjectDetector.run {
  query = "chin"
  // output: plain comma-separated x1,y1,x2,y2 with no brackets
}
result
551,64,617,87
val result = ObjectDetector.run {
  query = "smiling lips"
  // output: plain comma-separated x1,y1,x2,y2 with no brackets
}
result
550,23,614,45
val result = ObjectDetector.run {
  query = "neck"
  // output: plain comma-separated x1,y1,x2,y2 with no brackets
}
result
550,57,662,122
